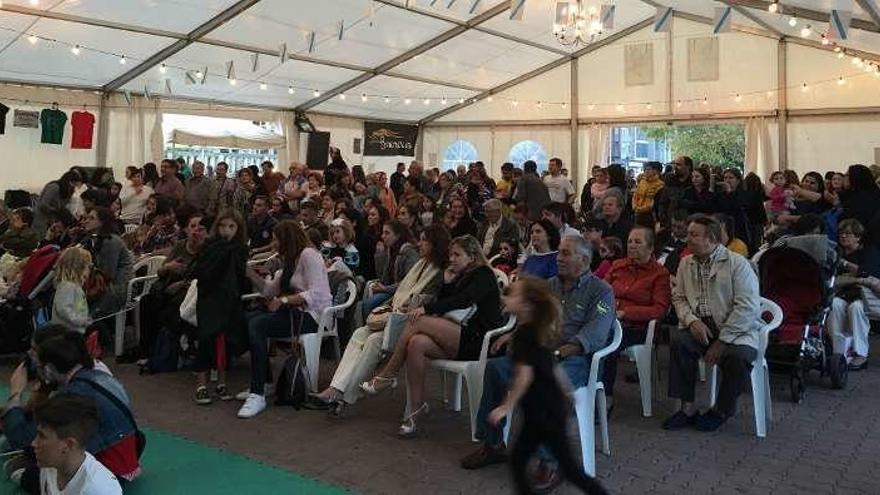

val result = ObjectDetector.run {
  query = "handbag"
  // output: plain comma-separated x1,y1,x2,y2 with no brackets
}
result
179,279,198,326
445,305,477,325
365,305,392,331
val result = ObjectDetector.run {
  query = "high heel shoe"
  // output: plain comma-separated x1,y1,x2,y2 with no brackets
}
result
398,402,430,438
360,375,398,395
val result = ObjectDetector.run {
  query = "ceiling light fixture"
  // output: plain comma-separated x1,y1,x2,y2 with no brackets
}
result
768,1,779,14
288,86,295,94
27,34,38,44
71,44,81,56
159,63,167,74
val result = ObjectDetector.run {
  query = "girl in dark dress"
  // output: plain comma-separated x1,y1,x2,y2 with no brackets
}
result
489,277,607,495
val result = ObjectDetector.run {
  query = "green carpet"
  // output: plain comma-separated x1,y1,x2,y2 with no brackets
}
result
0,388,345,494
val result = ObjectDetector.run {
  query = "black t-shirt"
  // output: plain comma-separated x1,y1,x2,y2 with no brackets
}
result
247,214,277,249
511,326,566,421
0,102,8,134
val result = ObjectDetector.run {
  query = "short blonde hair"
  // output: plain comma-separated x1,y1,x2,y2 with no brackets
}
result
56,247,92,284
330,218,355,245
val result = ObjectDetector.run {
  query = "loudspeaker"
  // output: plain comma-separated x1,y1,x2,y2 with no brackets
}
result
306,132,331,170
353,138,362,155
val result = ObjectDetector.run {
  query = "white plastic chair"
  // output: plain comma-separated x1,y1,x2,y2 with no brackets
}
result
114,255,165,356
622,319,658,417
492,268,509,289
300,279,358,390
574,318,623,477
706,297,783,438
408,313,517,442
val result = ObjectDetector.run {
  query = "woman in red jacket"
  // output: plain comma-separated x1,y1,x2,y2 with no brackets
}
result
602,226,671,409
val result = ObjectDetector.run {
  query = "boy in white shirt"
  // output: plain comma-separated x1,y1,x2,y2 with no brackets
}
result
34,394,122,495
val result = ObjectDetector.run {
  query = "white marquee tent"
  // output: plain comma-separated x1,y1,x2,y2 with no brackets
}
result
1,0,879,191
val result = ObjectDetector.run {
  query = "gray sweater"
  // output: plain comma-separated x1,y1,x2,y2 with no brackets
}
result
51,280,90,334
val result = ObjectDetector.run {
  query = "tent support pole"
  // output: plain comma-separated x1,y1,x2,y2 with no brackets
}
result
777,39,788,172
95,93,110,167
570,61,579,188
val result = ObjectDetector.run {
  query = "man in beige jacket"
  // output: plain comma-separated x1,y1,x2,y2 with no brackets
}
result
663,214,761,432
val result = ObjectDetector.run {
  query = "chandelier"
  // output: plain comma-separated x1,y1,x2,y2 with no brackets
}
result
552,1,605,48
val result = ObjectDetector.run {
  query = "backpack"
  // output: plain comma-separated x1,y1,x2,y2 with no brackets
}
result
144,327,180,374
273,309,310,409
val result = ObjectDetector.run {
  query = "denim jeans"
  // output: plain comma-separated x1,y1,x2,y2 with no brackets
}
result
474,354,590,447
246,309,317,394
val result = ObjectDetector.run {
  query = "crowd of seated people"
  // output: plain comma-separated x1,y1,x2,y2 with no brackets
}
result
3,150,880,493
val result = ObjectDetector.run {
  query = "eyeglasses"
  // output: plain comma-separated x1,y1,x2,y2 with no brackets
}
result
839,232,859,237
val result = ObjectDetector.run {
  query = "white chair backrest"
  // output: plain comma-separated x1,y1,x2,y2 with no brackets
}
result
588,319,624,386
758,297,783,356
492,268,509,289
135,255,166,277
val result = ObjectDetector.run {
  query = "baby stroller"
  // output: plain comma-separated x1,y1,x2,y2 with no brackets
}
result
758,236,842,403
0,245,60,353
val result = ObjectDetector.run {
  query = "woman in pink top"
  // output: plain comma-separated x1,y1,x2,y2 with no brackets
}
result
237,220,331,419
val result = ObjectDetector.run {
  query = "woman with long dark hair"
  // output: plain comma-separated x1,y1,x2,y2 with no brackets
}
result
79,206,134,319
680,167,717,215
841,164,880,229
33,170,81,236
364,220,418,316
237,220,331,419
716,168,755,253
142,162,160,189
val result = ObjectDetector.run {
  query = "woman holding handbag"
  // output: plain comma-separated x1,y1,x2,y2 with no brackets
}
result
362,234,504,437
236,220,331,419
307,224,449,417
828,219,880,371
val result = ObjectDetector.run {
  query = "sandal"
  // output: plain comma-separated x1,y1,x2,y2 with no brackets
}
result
398,402,430,438
360,375,398,395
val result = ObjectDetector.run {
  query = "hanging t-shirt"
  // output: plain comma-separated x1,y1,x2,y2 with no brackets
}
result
71,111,96,149
40,108,68,144
0,102,9,134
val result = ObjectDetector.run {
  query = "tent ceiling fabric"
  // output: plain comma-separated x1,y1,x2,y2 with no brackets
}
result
0,0,878,120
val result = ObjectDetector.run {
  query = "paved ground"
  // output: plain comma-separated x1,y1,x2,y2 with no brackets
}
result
8,337,880,494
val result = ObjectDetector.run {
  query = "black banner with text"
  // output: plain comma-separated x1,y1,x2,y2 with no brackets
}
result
363,121,418,156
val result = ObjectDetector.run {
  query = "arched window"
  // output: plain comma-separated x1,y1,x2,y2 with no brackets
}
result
508,140,548,172
442,140,478,171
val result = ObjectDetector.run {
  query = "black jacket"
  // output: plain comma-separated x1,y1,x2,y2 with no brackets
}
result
195,238,249,346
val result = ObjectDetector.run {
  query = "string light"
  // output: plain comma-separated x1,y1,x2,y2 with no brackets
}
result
29,0,39,5
645,102,652,110
820,34,830,45
259,82,268,90
587,104,595,110
536,101,543,109
458,97,465,104
487,96,494,103
27,34,38,44
195,70,204,79
385,96,391,104
800,25,812,38
837,51,845,59
361,93,368,102
768,1,779,14
288,86,295,95
511,100,519,107
423,98,430,105
788,15,797,27
616,103,624,111
834,46,842,53
852,56,863,66
229,78,237,86
676,100,683,108
158,63,167,74
119,55,126,65
561,102,567,109
313,89,321,97
441,97,447,105
404,98,411,105
702,96,709,105
801,82,809,92
734,93,742,102
71,44,81,56
837,76,846,85
339,93,346,100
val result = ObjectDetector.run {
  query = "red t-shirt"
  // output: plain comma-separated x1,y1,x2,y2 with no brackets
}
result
71,111,96,149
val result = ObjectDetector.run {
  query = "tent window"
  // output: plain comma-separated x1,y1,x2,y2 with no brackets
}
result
443,140,479,171
508,140,548,172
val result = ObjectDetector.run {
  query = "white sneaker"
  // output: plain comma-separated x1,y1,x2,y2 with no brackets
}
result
235,384,274,401
237,394,267,419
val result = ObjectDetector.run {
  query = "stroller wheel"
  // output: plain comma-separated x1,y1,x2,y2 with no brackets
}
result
789,374,805,404
828,353,848,390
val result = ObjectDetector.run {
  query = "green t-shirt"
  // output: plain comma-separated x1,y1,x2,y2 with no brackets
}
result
40,108,67,144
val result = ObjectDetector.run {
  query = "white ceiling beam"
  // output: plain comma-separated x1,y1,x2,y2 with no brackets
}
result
372,0,570,56
716,0,785,37
855,0,880,29
420,18,654,124
103,0,264,91
294,0,511,112
639,0,779,39
724,0,880,34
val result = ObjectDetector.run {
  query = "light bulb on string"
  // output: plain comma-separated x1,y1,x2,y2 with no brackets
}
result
800,25,812,38
676,100,683,108
423,98,430,105
458,97,465,104
313,89,321,97
259,83,268,91
288,86,295,95
361,93,368,102
768,1,779,14
404,98,411,105
487,96,494,103
801,82,809,92
702,96,709,105
852,56,863,66
838,76,846,85
561,102,567,109
29,0,38,5
339,93,346,100
159,63,167,74
195,70,203,79
587,104,595,110
536,101,543,109
27,34,38,44
616,103,624,111
645,102,652,110
834,46,842,53
734,94,742,103
511,100,519,107
837,51,845,59
229,78,237,86
441,97,447,105
821,34,830,45
119,55,126,65
385,96,391,104
788,15,797,27
71,44,81,56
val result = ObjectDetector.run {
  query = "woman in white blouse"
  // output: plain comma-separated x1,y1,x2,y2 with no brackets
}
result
237,220,331,419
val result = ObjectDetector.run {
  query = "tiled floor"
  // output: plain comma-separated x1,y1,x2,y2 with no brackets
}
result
10,336,880,494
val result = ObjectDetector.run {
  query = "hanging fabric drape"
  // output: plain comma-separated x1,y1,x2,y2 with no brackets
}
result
586,123,610,169
169,126,285,149
276,111,298,167
149,100,164,163
744,117,774,180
